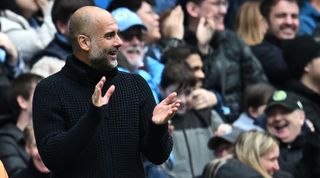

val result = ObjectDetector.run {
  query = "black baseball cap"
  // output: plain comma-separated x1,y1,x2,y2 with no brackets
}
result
265,90,303,115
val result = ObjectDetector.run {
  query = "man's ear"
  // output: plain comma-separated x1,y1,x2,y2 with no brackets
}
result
78,34,90,51
16,95,28,110
186,1,200,18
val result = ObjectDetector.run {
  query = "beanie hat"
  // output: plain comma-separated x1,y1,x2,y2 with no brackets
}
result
282,35,320,79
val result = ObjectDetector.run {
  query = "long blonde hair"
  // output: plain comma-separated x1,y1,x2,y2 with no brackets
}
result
234,131,278,178
235,0,266,45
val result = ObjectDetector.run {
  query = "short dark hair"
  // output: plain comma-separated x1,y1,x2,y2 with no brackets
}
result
160,60,197,94
51,0,94,29
161,44,201,64
244,83,275,112
9,73,43,120
260,0,299,20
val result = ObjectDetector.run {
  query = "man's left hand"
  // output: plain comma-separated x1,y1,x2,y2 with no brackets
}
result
152,92,181,125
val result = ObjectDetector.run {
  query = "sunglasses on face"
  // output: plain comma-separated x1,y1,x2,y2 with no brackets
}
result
120,28,146,41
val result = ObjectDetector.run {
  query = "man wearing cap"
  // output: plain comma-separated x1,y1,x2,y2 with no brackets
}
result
282,35,320,134
111,7,164,103
264,90,313,175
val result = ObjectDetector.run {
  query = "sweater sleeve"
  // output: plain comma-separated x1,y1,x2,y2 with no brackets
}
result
32,80,103,173
133,74,173,165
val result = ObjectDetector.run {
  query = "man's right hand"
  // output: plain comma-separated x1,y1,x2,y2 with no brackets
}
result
92,76,115,107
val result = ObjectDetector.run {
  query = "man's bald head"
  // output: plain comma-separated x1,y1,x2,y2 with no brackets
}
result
69,6,114,50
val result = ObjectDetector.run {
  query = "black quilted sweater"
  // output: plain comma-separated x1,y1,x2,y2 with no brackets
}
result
33,55,172,178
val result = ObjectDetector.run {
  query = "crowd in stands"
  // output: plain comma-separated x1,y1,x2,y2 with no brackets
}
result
0,0,320,178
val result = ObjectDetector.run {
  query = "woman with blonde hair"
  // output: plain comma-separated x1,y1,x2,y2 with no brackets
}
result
203,130,281,178
235,131,279,178
235,0,267,45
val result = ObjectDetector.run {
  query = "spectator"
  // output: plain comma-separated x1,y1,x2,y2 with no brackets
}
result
162,45,219,111
282,35,320,134
0,0,56,64
0,73,43,177
233,83,275,131
160,59,223,178
264,90,313,174
13,123,50,178
111,7,163,102
258,0,300,87
260,0,300,41
32,6,180,178
178,0,268,122
207,126,242,158
203,130,280,178
30,0,94,78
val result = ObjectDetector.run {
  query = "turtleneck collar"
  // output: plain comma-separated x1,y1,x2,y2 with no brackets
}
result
62,55,118,86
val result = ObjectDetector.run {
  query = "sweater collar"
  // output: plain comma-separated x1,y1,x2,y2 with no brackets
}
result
62,55,118,86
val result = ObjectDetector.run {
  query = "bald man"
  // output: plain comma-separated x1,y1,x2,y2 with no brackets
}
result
32,6,180,178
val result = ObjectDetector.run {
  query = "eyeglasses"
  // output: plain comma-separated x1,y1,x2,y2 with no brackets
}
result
211,0,229,8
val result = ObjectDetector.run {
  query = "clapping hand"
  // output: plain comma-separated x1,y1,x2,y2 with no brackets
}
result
92,76,115,107
152,92,181,125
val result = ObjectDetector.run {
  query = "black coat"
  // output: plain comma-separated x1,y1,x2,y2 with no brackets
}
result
285,79,320,134
214,158,263,178
251,41,291,88
295,133,320,178
0,122,29,177
184,29,268,123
